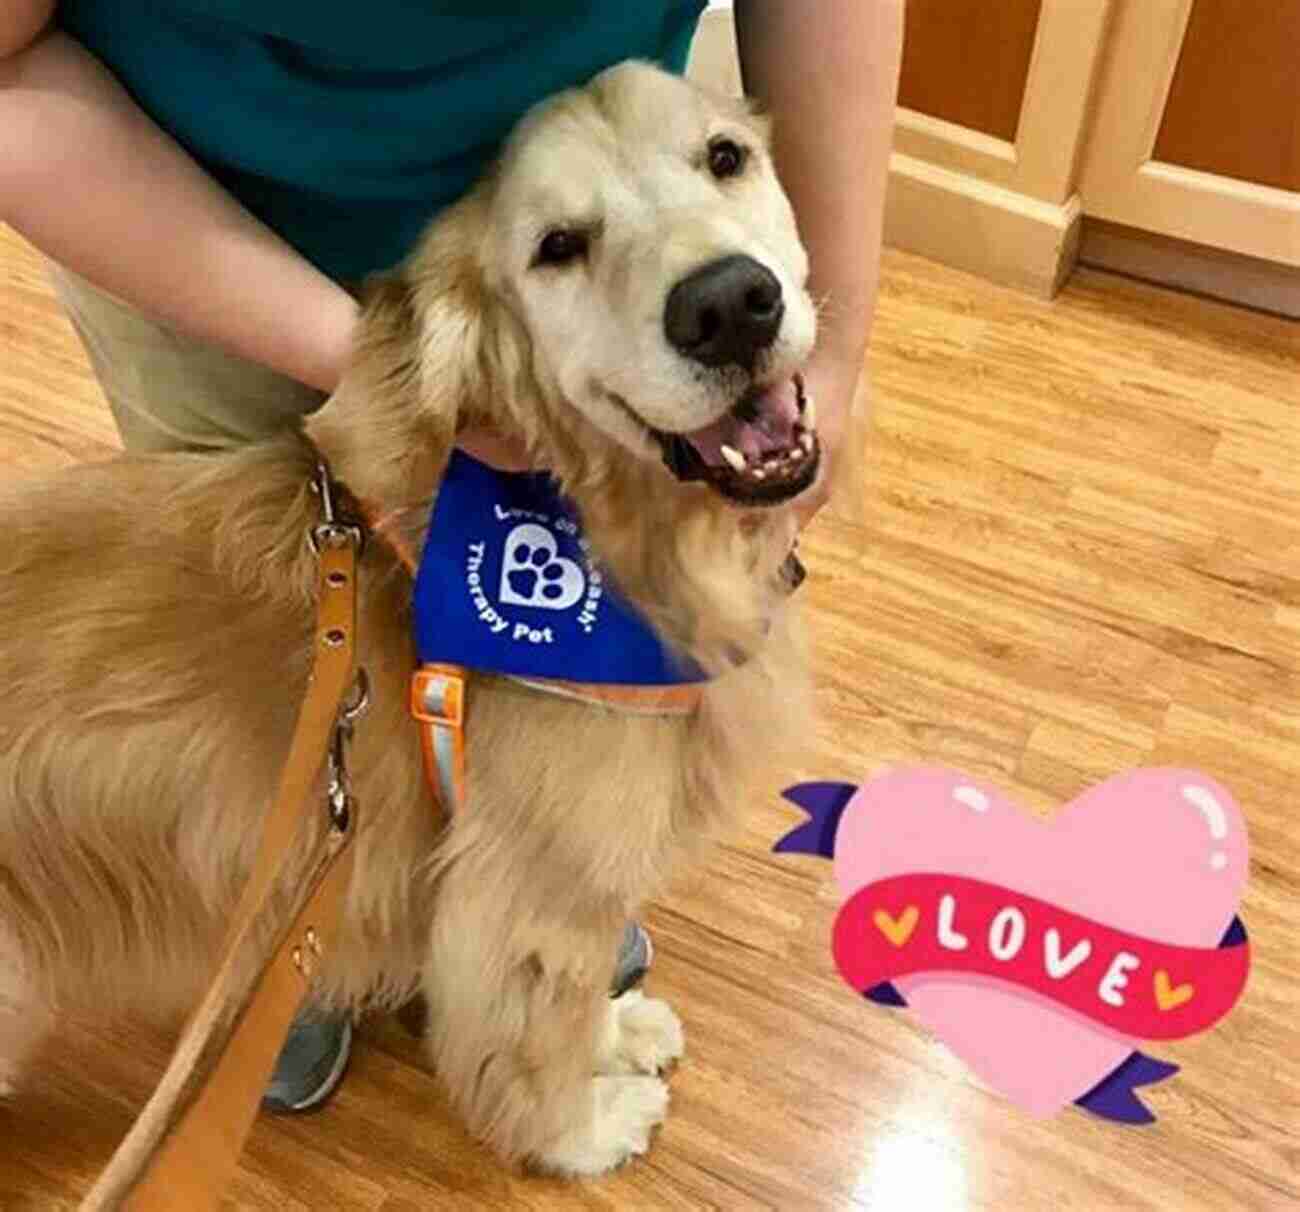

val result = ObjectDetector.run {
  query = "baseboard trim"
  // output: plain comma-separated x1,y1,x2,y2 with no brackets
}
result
885,153,1082,298
1078,218,1300,318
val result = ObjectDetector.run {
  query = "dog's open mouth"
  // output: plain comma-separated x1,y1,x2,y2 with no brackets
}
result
657,374,819,506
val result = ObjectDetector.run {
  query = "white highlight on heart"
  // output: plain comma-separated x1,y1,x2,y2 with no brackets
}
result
1210,851,1228,871
1181,783,1228,840
937,894,969,951
1043,929,1093,979
953,785,989,813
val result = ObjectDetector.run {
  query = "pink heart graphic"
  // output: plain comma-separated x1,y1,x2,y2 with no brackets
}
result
831,768,1249,1117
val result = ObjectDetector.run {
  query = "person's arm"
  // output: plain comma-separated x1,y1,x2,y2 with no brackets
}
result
734,0,904,518
0,22,357,392
0,0,53,58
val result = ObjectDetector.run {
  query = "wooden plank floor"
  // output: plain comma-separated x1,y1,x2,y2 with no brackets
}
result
2,222,1298,1210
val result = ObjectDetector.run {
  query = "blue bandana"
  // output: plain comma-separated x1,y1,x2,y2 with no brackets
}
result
413,451,705,686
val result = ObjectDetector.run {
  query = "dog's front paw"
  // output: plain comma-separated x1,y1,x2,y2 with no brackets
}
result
537,1074,669,1176
598,990,684,1076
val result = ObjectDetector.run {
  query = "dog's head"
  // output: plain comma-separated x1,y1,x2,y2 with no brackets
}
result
309,61,818,517
483,61,818,506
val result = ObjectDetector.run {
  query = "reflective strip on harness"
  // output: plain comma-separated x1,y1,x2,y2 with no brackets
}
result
411,664,467,814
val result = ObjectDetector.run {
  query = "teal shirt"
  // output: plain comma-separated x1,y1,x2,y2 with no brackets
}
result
58,2,707,280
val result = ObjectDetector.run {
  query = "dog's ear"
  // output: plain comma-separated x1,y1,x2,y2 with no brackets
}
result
304,194,495,512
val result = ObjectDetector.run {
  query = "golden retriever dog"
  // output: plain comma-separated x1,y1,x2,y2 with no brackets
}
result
0,62,830,1175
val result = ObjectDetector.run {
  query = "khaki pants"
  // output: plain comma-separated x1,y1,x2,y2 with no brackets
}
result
51,268,341,1047
51,267,326,453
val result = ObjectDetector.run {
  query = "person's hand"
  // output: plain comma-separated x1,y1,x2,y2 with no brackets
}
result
794,346,867,529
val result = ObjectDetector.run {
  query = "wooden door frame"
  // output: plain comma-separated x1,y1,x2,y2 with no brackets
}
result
882,0,1115,297
688,0,1124,298
1079,0,1300,267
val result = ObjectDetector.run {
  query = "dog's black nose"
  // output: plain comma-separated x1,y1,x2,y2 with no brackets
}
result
664,255,784,369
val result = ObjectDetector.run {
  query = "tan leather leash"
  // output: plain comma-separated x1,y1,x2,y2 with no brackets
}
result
80,464,368,1212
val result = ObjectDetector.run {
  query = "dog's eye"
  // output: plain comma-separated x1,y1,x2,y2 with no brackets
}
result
707,137,747,180
534,229,589,267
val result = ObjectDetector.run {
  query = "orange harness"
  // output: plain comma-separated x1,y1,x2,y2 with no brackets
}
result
371,506,703,816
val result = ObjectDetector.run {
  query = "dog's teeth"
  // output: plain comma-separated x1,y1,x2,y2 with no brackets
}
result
803,394,817,430
800,431,814,453
752,466,766,480
720,444,746,473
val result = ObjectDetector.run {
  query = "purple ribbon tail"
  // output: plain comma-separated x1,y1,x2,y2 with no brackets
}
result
774,782,857,859
1075,1052,1180,1124
865,981,907,1007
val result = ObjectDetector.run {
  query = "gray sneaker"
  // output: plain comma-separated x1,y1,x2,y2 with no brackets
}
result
267,922,653,1114
262,1010,353,1115
611,921,653,997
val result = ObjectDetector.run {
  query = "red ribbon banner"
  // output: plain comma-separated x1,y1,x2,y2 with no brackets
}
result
832,874,1249,1041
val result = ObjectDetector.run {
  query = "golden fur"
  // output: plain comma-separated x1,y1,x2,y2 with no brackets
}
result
0,63,828,1173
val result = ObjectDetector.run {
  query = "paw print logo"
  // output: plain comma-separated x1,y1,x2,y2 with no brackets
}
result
498,524,585,611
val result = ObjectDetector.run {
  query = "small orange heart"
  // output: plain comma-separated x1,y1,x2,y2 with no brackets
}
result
873,905,920,948
1154,969,1194,1011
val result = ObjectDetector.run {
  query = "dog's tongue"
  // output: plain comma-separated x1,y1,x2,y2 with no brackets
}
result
683,377,803,466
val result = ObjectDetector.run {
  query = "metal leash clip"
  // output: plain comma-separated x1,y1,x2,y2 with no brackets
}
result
325,667,370,836
309,462,366,556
